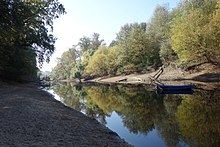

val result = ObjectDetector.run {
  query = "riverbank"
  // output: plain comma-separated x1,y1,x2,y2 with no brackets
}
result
0,82,132,147
87,64,220,89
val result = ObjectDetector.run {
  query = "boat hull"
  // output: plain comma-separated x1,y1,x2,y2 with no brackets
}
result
157,84,195,91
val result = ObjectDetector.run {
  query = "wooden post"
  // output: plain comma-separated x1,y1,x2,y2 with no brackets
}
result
149,65,164,84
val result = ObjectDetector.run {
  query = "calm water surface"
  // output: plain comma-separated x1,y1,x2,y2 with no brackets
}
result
49,83,220,147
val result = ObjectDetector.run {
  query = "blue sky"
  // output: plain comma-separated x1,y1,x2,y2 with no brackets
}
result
42,0,180,71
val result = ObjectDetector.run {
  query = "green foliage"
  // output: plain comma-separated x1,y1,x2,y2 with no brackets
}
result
147,5,176,65
203,0,220,64
159,40,177,64
81,48,95,67
0,0,65,80
78,33,104,53
51,47,79,80
116,23,161,72
72,62,84,82
127,25,149,66
1,47,37,80
171,0,220,67
84,44,119,77
52,33,104,81
147,5,170,41
91,33,105,50
106,45,119,75
78,33,104,76
84,45,108,76
116,23,133,70
172,9,207,65
78,36,92,53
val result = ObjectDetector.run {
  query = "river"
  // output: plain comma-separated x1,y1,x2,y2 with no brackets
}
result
47,82,220,147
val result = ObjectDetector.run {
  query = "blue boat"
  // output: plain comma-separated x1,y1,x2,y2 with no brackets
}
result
156,84,195,91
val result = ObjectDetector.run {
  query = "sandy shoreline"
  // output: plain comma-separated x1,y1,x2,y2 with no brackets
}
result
0,83,132,147
85,65,220,90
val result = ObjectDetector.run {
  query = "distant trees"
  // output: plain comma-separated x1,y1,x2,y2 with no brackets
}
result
52,0,220,81
51,47,80,80
78,33,104,53
52,33,105,80
0,0,65,80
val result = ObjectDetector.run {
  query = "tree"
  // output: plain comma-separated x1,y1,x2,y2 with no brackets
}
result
81,48,95,66
106,45,119,75
90,33,105,50
78,33,104,53
116,23,161,72
51,47,79,80
203,0,220,65
72,62,84,82
147,5,170,42
171,0,219,67
146,4,175,65
116,23,133,70
79,33,104,71
84,45,108,76
126,24,150,69
109,40,117,47
52,33,105,81
0,0,65,80
78,36,91,53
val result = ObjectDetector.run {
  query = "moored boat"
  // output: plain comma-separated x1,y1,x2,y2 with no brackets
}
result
156,84,195,91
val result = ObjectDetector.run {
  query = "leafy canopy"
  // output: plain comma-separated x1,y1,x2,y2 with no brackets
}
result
0,0,65,80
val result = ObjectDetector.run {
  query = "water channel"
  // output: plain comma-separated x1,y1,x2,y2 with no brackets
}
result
48,82,220,147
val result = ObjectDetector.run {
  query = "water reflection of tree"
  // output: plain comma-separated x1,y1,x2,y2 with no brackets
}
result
52,83,107,124
77,84,187,146
177,90,220,147
85,85,220,147
156,95,184,147
85,85,165,135
118,86,165,135
52,83,220,147
52,83,85,111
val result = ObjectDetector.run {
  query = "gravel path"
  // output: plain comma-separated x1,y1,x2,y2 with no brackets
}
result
0,84,132,147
